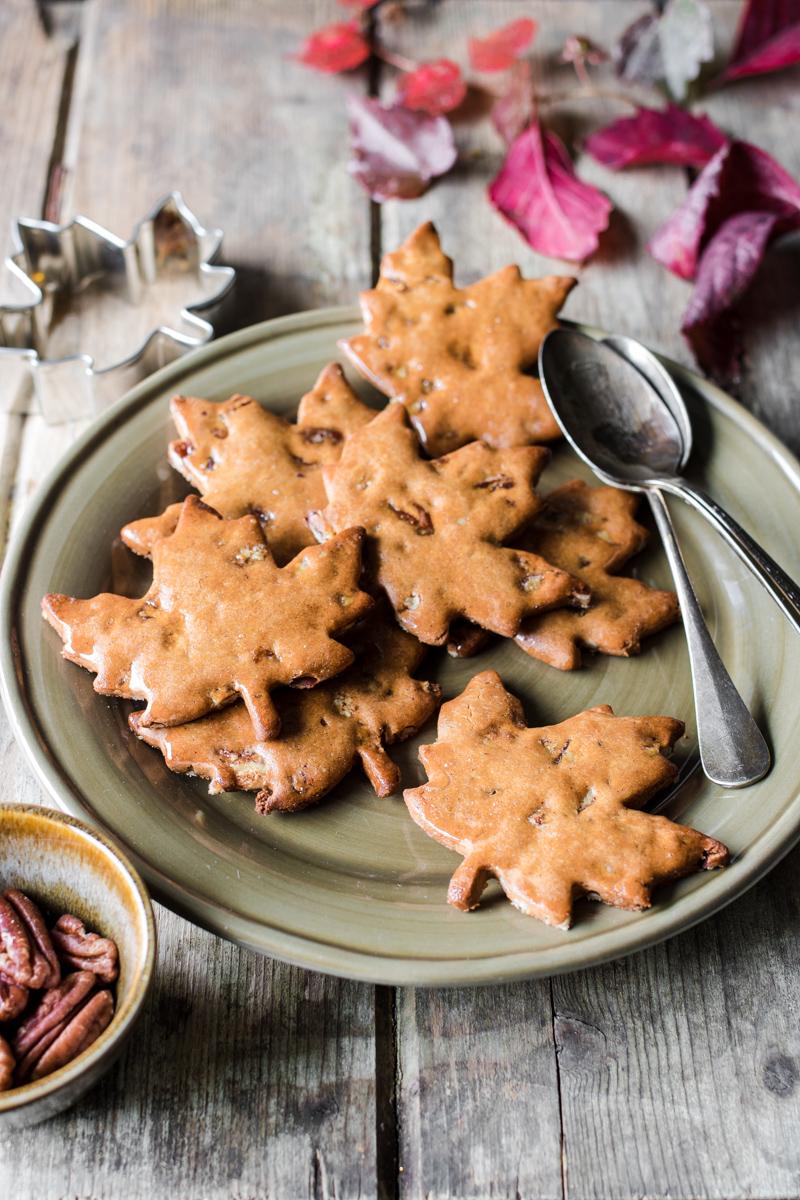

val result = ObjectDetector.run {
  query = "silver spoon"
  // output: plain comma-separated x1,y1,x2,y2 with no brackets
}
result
539,327,772,788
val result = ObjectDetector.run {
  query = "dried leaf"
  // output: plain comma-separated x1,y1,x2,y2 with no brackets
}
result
469,17,537,73
491,60,534,146
347,95,457,202
488,122,612,262
659,0,714,99
649,140,800,279
614,12,664,85
614,0,714,97
718,0,800,83
397,59,467,116
297,21,370,73
681,210,781,377
585,103,728,170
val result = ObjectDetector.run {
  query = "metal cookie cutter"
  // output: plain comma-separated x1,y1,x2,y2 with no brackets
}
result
0,192,235,423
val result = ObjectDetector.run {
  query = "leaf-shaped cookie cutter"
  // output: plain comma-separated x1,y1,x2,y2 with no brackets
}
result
0,192,235,424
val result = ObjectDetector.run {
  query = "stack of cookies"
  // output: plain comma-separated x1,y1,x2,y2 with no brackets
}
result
42,224,728,929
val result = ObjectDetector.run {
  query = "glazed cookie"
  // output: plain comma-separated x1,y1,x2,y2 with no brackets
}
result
339,222,576,455
121,363,374,564
514,480,680,668
313,403,588,647
43,496,373,740
404,670,727,929
130,607,441,813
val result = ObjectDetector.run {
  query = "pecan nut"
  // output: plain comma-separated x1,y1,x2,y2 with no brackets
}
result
0,894,32,987
13,970,97,1080
51,915,119,983
4,890,60,990
0,973,28,1021
0,1034,14,1092
27,989,114,1083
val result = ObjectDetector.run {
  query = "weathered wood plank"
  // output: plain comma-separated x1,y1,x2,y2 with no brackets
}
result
1,3,378,1198
397,983,563,1200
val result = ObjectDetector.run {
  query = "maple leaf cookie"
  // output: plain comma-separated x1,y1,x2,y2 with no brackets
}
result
514,480,680,668
340,222,576,455
405,670,728,928
130,607,441,813
121,363,374,564
42,496,373,740
313,403,588,647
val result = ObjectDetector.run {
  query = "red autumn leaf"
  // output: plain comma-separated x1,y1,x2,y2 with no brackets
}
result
347,95,457,202
718,0,800,83
488,121,612,262
469,17,537,72
491,60,534,146
681,210,781,377
649,140,800,279
396,59,467,116
297,21,370,74
585,103,728,170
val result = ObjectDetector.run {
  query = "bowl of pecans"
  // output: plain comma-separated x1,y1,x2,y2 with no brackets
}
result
0,804,155,1128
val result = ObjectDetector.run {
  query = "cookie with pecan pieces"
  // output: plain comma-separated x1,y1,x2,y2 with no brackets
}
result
43,495,373,740
312,403,587,647
339,222,575,455
122,362,374,564
405,670,728,929
514,480,680,668
130,607,441,813
448,480,680,666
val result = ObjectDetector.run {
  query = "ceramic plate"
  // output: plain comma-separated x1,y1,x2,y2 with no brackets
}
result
3,308,799,986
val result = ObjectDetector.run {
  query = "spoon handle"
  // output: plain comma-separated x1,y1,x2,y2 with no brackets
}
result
647,489,770,788
661,479,800,636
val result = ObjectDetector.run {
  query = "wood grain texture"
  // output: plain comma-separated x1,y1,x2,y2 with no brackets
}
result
397,983,563,1200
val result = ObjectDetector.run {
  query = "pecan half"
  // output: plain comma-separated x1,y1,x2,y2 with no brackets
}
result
4,890,60,989
0,973,28,1021
27,990,114,1083
0,1035,14,1092
50,915,119,983
13,970,96,1061
0,894,32,987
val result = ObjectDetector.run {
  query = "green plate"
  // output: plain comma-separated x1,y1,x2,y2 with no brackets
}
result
2,307,799,986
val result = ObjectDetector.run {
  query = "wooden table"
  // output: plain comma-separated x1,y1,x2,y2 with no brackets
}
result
2,2,799,1196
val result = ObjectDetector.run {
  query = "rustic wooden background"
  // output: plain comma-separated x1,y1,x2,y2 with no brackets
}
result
1,1,799,1197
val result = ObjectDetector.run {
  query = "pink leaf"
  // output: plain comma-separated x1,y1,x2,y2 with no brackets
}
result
681,210,780,377
297,21,370,74
469,17,537,73
347,95,457,202
488,121,612,261
718,0,800,83
491,60,534,146
649,140,800,279
585,103,728,170
397,60,467,116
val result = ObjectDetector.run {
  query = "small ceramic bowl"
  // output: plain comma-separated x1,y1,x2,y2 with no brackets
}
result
0,803,155,1128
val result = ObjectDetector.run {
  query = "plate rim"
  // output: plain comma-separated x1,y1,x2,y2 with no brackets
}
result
2,304,800,987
